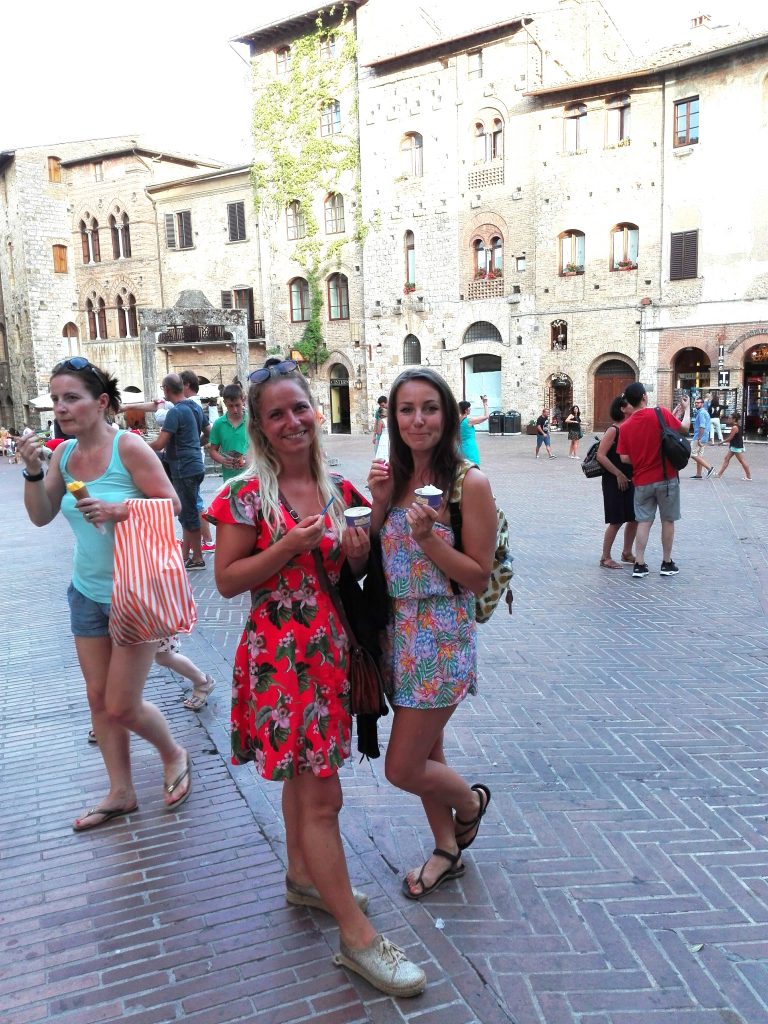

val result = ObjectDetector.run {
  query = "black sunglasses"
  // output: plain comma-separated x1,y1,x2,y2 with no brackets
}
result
248,359,299,384
52,356,108,389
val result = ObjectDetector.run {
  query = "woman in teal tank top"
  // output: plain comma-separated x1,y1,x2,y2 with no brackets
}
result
18,358,191,832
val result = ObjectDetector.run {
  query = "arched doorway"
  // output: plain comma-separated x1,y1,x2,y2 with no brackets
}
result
673,347,711,391
547,373,572,430
593,358,636,430
329,362,351,434
743,341,768,440
462,322,503,429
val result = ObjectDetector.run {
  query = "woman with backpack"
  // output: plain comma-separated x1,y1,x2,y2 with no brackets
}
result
596,394,637,568
367,368,497,900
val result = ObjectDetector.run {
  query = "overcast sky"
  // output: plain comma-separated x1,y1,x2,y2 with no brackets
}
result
2,0,765,164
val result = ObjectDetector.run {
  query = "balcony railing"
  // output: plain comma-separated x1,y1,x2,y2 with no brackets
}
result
467,277,505,300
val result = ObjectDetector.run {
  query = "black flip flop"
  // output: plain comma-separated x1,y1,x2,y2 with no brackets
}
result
72,804,138,832
455,783,492,851
164,752,192,810
402,848,465,900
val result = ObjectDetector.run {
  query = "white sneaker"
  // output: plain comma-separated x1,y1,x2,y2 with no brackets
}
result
334,934,426,997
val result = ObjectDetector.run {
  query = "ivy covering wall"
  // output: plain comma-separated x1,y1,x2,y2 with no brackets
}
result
251,5,363,367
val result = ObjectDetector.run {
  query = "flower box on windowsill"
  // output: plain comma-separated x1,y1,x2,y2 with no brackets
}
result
616,262,637,271
403,283,416,294
562,266,584,276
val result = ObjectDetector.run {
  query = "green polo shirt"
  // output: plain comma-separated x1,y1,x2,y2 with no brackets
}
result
209,412,248,481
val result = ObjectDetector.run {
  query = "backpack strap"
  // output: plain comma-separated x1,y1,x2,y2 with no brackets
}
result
654,407,669,481
447,460,475,595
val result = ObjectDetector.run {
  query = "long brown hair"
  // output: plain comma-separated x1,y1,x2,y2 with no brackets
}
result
387,367,461,503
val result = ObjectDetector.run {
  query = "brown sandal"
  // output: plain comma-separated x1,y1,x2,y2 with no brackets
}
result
455,783,491,850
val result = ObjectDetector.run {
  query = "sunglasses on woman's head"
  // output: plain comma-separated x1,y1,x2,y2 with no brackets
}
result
52,356,108,389
248,359,299,384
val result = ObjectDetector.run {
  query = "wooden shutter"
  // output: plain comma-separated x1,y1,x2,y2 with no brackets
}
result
165,213,177,249
52,245,67,273
91,226,101,263
81,227,90,263
111,218,121,259
122,218,132,258
227,202,245,241
234,288,255,337
178,211,193,249
221,290,233,309
670,230,698,280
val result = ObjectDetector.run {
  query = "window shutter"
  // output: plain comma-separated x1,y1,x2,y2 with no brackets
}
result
81,228,90,264
178,211,193,249
227,202,246,241
165,214,177,249
221,290,233,309
111,219,121,260
91,227,101,263
122,220,132,259
671,231,698,280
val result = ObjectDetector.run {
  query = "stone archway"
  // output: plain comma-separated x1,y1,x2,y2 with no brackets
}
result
593,357,636,430
329,362,351,434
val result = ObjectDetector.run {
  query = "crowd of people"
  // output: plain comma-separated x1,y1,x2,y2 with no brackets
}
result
13,352,758,999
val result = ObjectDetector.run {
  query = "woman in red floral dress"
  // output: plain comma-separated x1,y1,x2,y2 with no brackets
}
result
207,360,425,998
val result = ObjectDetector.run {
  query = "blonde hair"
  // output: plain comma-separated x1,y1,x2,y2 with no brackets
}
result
244,369,345,538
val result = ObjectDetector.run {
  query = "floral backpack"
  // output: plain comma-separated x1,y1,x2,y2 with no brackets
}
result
448,461,514,622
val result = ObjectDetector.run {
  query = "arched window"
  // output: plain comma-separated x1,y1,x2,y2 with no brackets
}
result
128,294,138,337
606,94,631,145
471,229,504,279
289,278,311,322
462,321,503,345
62,321,79,355
109,212,131,259
276,46,291,75
286,200,306,240
564,104,587,153
324,193,345,234
403,334,421,365
472,116,504,163
400,132,423,177
85,299,97,340
79,215,101,264
611,223,639,269
551,319,567,351
327,273,349,320
404,230,415,285
116,295,127,338
559,230,585,274
320,99,341,136
97,298,108,339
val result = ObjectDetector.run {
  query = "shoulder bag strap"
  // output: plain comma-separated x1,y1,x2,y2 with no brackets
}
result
654,407,669,481
277,489,360,649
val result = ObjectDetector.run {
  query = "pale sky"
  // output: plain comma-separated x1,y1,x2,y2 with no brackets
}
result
2,0,765,165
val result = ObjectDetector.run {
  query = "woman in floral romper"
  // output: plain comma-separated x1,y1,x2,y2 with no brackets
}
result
208,360,425,998
368,368,498,900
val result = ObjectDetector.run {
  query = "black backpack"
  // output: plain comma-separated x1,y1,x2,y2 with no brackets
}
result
654,408,691,473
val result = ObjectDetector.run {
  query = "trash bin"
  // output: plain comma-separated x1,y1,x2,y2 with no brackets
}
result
488,412,504,435
504,411,521,434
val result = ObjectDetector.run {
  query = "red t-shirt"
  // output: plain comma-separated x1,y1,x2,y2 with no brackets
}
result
616,406,683,486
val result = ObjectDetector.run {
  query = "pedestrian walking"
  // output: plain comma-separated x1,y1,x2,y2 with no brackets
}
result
535,407,556,459
707,393,725,444
616,382,691,578
19,356,191,831
596,394,637,568
458,396,489,465
208,358,426,998
714,412,752,480
565,404,583,459
148,374,207,569
367,368,497,902
690,396,714,478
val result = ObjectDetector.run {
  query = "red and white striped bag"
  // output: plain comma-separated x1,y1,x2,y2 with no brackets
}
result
110,498,197,646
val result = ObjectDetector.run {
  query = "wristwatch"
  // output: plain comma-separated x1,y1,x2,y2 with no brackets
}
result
22,467,45,482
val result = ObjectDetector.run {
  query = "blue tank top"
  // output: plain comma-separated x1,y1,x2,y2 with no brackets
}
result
60,431,143,603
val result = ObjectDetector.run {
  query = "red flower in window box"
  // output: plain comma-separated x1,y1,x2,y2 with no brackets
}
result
617,260,637,270
404,282,416,294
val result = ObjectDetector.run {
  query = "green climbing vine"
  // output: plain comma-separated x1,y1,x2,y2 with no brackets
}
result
251,4,363,367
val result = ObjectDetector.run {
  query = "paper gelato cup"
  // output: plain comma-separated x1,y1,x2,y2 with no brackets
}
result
344,506,371,530
414,485,443,508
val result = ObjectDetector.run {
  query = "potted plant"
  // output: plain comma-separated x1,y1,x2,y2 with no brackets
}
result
403,282,416,294
617,259,637,270
525,419,538,435
563,262,583,275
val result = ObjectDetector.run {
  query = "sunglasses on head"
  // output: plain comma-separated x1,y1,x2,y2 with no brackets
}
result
52,356,108,389
248,359,299,384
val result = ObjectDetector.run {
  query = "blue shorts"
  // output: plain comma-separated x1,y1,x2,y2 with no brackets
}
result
67,582,111,637
172,473,204,531
536,434,551,448
729,446,745,454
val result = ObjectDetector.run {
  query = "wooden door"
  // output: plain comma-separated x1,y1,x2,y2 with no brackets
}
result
593,373,634,430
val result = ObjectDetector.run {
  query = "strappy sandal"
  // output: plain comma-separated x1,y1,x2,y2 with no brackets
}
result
183,674,216,711
402,848,465,900
455,783,491,851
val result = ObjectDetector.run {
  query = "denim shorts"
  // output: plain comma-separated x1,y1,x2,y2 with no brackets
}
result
67,582,111,637
536,434,551,448
172,472,204,531
633,478,681,523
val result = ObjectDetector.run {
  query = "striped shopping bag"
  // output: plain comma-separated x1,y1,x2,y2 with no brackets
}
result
110,498,197,646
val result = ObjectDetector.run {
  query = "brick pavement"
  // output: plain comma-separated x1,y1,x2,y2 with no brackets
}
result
3,431,768,1024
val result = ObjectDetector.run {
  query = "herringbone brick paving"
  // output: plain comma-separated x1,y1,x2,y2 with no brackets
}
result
3,431,768,1023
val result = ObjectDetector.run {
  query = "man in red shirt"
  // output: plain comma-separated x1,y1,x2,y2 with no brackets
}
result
616,382,690,579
